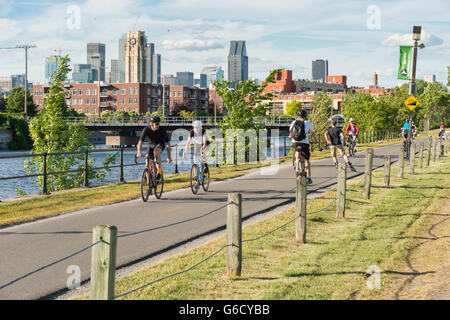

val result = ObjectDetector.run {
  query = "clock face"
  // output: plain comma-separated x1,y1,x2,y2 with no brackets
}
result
130,37,136,45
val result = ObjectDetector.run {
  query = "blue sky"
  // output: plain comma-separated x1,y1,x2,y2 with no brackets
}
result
0,0,449,88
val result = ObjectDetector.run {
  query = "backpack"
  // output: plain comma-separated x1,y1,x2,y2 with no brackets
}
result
291,120,306,141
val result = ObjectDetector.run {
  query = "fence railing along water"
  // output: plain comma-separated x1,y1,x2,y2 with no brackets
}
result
0,128,403,200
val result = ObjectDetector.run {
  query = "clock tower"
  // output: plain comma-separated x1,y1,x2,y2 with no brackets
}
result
125,31,146,83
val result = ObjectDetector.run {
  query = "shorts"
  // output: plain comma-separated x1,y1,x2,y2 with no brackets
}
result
330,145,346,157
292,142,311,160
146,142,166,160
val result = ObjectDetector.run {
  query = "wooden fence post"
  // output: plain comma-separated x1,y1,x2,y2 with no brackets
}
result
409,143,416,174
227,193,242,277
384,155,391,187
398,146,404,178
427,137,432,167
295,175,307,243
418,143,423,169
91,225,117,300
362,148,374,200
439,139,444,158
336,163,346,218
432,138,437,162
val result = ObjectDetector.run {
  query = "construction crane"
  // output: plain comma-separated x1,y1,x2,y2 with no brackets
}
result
54,48,72,59
132,15,140,31
0,44,36,120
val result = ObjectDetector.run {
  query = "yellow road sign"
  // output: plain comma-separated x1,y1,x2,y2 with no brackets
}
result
404,95,420,111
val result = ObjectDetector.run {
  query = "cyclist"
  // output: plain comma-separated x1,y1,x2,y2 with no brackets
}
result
439,122,446,139
289,109,317,184
183,120,210,176
325,119,356,171
137,115,172,180
345,118,359,153
402,119,410,148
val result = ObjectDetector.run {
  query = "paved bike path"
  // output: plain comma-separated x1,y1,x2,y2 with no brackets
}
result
0,143,405,299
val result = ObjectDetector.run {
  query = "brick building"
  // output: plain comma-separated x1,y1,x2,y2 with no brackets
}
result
168,85,209,114
34,82,212,116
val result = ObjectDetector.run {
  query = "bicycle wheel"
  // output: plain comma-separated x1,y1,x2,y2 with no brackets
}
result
202,164,210,192
140,167,151,202
151,165,164,199
190,164,199,194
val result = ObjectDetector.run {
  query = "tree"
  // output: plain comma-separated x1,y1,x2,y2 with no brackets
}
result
24,55,114,192
447,66,450,86
419,81,449,128
212,69,281,131
0,96,6,112
285,100,302,116
5,86,37,116
309,92,332,135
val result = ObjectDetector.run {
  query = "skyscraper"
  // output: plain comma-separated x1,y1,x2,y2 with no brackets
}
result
87,43,106,82
144,42,154,83
228,41,248,86
312,59,328,82
152,53,161,84
110,59,121,83
177,71,194,87
72,64,93,83
45,56,61,84
201,66,224,88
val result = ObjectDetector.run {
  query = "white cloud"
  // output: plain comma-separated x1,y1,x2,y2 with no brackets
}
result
381,30,444,47
162,39,223,51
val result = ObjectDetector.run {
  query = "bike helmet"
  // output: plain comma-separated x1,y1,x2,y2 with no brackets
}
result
349,118,354,122
192,120,202,128
298,109,307,118
150,115,161,124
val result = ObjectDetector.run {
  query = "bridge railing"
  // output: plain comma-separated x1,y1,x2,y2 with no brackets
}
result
63,116,297,127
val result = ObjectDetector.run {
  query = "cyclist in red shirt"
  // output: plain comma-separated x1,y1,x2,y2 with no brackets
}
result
345,118,359,153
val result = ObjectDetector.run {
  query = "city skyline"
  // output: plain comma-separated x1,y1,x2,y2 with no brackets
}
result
0,0,449,88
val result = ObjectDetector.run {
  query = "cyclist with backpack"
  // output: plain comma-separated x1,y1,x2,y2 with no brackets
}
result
289,109,317,184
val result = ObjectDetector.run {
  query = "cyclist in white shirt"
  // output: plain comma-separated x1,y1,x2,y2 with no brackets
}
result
183,120,210,176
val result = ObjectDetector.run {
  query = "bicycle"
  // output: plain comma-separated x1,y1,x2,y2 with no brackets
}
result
292,143,307,178
136,154,164,201
190,160,210,195
347,135,356,157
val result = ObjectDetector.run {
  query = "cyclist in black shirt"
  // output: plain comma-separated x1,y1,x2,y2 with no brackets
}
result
137,116,171,179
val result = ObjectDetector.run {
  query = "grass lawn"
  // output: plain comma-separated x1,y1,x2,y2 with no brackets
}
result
74,142,449,300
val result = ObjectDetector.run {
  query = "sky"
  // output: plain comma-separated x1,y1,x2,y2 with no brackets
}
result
0,0,449,88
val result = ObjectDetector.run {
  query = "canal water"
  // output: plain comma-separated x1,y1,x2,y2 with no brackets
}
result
0,137,290,200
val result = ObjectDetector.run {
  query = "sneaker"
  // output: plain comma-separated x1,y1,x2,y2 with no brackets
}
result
349,164,356,172
307,177,313,184
334,162,338,169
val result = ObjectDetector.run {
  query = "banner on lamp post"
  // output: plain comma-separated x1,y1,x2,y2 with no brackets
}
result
397,45,412,80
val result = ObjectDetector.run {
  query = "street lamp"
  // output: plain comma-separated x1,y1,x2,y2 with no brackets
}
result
406,26,422,158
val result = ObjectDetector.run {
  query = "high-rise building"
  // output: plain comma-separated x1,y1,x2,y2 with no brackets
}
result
125,31,146,83
118,33,127,83
110,59,121,83
152,53,161,84
72,64,93,83
312,59,328,82
144,42,154,83
45,56,61,84
201,66,224,88
423,74,436,83
161,74,177,86
177,72,194,87
228,41,248,85
87,43,106,82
